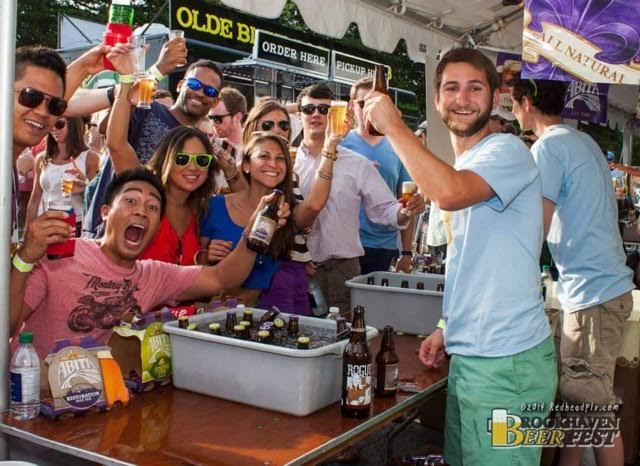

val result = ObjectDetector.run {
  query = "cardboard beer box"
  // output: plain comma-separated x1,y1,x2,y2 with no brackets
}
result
40,336,109,420
108,308,173,392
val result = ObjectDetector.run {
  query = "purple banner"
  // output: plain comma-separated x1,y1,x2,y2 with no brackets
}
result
562,82,608,123
522,0,640,84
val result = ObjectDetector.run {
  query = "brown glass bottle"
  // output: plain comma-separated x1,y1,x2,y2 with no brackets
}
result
401,280,409,288
416,282,425,290
375,326,399,397
381,278,389,287
247,189,283,254
287,315,299,337
258,307,279,325
366,276,375,285
366,65,388,136
341,305,372,418
225,311,237,334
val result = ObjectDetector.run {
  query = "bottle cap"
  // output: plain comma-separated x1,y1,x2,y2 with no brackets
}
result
297,336,310,344
208,322,221,330
18,332,33,344
258,330,270,338
239,320,251,327
237,304,246,309
328,306,340,314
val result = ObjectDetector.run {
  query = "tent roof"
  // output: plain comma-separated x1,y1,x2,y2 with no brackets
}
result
220,0,525,63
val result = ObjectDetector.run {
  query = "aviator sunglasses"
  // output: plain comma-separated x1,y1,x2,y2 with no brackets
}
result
184,77,219,98
259,120,291,132
15,87,67,116
299,103,330,115
174,152,214,169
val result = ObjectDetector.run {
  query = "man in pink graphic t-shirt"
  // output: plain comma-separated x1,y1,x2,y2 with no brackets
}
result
10,167,290,356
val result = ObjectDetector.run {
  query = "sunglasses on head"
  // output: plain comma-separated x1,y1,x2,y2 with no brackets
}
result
15,87,67,117
299,103,330,115
184,77,219,98
54,119,66,130
260,120,291,132
174,152,214,169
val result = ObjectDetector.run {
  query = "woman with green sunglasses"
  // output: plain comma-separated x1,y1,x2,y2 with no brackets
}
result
106,81,223,266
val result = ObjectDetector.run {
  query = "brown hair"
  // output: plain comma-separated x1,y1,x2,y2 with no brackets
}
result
218,87,247,116
350,77,373,100
241,132,295,260
434,48,500,96
145,126,218,218
241,98,291,145
42,116,87,167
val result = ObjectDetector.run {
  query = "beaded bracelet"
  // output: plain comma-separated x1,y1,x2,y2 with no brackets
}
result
316,169,333,181
321,149,338,161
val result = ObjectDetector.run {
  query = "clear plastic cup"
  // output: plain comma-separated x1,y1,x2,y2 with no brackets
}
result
129,35,146,77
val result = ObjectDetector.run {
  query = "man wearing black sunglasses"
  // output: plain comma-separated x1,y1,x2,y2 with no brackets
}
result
294,84,416,314
209,87,247,152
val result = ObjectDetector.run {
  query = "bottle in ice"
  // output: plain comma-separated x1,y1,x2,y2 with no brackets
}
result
341,305,372,418
366,65,388,136
10,332,41,420
247,189,283,254
375,326,399,396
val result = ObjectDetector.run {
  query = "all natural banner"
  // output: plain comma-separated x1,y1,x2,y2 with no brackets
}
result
522,0,640,84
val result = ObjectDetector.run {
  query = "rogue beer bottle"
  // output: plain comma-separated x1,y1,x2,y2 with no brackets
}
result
375,326,399,396
366,65,388,136
247,189,283,254
341,305,372,418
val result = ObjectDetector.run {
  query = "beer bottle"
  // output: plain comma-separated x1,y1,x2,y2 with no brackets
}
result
341,305,372,418
401,280,409,289
381,278,390,287
287,315,299,337
225,311,237,334
366,276,376,285
208,322,221,335
242,309,254,327
258,307,279,325
297,336,310,349
178,316,189,329
366,65,388,136
375,326,399,397
416,282,425,290
436,283,445,292
247,189,283,254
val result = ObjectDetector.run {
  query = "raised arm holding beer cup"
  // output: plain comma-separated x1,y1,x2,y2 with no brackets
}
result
363,49,556,466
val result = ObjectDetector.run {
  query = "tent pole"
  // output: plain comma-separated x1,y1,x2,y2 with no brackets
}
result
0,0,18,457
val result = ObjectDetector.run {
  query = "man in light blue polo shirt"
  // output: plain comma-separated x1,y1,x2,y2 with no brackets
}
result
341,77,416,274
363,48,556,466
512,77,634,466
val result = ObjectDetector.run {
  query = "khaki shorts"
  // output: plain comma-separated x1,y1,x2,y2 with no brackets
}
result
560,292,633,409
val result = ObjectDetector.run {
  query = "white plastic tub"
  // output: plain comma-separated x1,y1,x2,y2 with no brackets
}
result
346,271,444,335
163,308,378,416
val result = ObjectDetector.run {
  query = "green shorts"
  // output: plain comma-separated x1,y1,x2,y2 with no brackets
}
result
444,336,557,466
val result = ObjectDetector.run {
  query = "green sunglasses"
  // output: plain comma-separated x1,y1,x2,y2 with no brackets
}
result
174,152,214,168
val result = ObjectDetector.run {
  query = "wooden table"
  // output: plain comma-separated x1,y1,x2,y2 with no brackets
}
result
0,335,447,466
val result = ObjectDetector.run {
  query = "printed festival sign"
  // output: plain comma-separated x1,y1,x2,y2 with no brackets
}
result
522,0,640,84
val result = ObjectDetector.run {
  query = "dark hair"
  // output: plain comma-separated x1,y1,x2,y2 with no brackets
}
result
153,89,173,101
511,75,567,116
218,87,247,116
241,132,295,261
296,83,334,106
242,98,291,144
434,48,500,96
186,59,224,89
145,126,218,218
42,117,87,167
15,45,67,92
350,77,373,100
105,167,167,217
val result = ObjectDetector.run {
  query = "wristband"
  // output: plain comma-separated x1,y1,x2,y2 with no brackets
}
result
148,65,165,82
117,74,135,84
436,319,446,330
12,253,34,273
401,250,412,256
225,169,241,184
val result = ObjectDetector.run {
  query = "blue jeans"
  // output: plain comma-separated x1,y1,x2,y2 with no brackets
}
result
359,247,398,275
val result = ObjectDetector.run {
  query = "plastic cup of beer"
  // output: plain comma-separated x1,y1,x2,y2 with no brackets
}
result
136,74,155,109
329,100,348,135
46,199,76,260
61,172,75,197
129,35,146,77
169,30,185,40
400,181,417,206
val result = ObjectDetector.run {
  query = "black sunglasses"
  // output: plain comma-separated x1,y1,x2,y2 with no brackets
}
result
185,77,219,98
54,119,66,130
299,104,330,115
15,87,67,117
260,120,291,132
209,113,234,125
174,152,214,168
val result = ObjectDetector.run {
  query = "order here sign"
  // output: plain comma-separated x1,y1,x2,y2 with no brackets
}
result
254,30,330,78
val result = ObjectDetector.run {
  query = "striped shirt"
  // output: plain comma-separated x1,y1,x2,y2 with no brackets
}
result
294,144,404,263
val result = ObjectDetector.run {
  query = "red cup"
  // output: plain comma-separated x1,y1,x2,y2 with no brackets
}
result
102,29,131,70
46,201,76,260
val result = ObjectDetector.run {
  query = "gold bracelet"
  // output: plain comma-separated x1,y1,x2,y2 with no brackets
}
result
321,149,338,161
316,169,333,181
225,169,241,184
